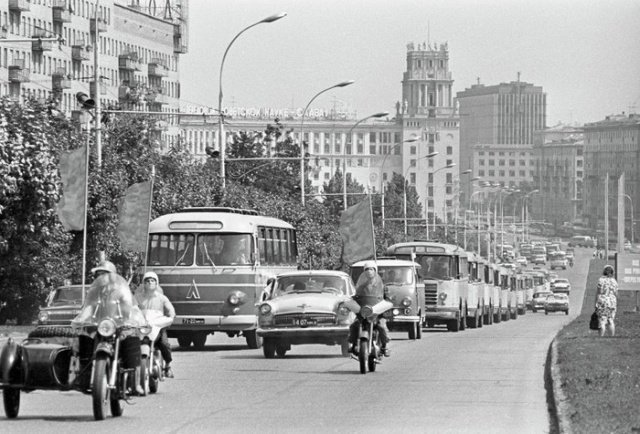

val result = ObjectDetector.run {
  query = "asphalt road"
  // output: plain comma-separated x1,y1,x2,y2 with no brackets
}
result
2,250,591,433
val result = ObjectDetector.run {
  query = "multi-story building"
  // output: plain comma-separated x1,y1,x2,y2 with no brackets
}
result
473,143,535,188
180,40,461,224
583,113,640,240
532,123,584,228
456,78,546,205
0,0,188,147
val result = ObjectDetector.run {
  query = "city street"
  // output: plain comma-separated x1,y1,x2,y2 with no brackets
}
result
2,250,590,433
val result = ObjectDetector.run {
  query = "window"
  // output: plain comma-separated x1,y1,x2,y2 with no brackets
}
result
446,159,452,166
446,173,452,183
489,159,495,166
370,145,376,154
519,170,525,177
520,160,526,166
509,170,515,177
428,173,433,183
410,173,416,184
428,186,433,196
394,132,402,143
509,160,515,166
370,132,376,143
334,142,341,154
446,186,452,194
428,159,434,168
357,143,363,154
479,159,485,166
410,146,416,155
499,170,505,177
446,146,453,155
489,170,495,176
410,159,416,167
499,160,505,166
324,143,330,154
479,170,485,176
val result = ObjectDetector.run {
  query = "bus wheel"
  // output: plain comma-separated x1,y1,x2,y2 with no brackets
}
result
177,335,192,348
447,318,459,332
192,332,207,348
245,330,263,349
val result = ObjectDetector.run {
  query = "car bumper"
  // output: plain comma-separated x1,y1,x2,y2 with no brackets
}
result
388,315,421,323
545,306,568,312
424,307,459,321
256,326,349,340
170,314,256,331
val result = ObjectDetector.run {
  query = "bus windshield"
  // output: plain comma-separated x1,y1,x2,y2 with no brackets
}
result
415,255,454,280
148,233,253,266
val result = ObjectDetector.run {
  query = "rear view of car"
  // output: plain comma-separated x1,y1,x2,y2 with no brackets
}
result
531,291,552,312
545,293,569,315
37,284,86,326
551,278,571,294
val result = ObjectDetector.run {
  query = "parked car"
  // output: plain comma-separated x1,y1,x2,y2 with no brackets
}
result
350,259,424,340
257,270,356,358
545,293,569,315
569,235,595,248
531,290,553,312
37,284,86,326
515,256,528,267
532,253,547,265
551,278,571,294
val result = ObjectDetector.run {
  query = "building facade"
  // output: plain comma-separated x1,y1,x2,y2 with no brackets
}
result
0,0,188,147
531,123,584,228
583,113,640,241
456,78,546,206
179,41,461,225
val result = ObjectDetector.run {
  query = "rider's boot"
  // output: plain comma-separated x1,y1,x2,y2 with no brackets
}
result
381,344,390,357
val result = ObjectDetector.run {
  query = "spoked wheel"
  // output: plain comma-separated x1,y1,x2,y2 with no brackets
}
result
149,350,162,394
139,357,149,396
358,341,368,374
92,355,110,420
3,387,20,419
110,388,124,417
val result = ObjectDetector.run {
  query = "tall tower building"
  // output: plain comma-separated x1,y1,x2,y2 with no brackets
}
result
398,41,460,227
457,78,546,204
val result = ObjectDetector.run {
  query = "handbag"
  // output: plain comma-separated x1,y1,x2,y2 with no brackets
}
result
589,310,599,330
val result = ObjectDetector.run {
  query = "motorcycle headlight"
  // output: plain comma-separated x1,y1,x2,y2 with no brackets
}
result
97,318,117,337
360,306,373,318
38,311,49,323
259,304,272,315
401,297,412,307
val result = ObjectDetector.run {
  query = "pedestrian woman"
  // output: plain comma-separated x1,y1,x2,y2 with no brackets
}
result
595,265,618,337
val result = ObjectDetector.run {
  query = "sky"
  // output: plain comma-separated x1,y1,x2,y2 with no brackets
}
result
179,0,640,126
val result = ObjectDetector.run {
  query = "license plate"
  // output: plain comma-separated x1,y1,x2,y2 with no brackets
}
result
292,318,317,327
182,318,205,325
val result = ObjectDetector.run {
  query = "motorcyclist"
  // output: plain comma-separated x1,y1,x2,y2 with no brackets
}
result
348,261,391,357
135,271,176,378
72,260,145,395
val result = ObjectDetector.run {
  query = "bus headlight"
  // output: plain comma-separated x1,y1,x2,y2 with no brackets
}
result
438,292,447,302
38,311,49,323
401,297,412,307
97,319,117,337
227,291,246,306
259,304,272,315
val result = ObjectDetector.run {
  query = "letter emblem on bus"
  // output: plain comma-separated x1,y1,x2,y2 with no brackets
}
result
186,280,201,300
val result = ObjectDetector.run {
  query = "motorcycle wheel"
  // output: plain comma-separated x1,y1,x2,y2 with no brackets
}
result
139,357,149,396
368,351,377,372
150,350,161,394
358,341,368,374
110,390,124,417
3,387,20,419
92,355,110,420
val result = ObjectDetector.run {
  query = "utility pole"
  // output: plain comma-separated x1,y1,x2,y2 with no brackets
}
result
93,0,102,167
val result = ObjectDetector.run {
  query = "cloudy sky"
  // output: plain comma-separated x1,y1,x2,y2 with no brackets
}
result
179,0,640,126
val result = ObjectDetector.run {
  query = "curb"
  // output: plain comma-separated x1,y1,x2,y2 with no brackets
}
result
550,338,572,434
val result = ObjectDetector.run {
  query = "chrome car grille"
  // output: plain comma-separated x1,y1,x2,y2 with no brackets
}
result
424,283,438,306
274,313,336,326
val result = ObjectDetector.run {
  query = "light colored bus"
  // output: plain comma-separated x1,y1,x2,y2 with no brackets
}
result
386,242,469,332
465,252,486,329
145,207,298,349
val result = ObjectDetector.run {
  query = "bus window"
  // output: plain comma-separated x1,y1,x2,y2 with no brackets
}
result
148,233,195,266
259,227,267,264
417,255,452,280
196,234,253,266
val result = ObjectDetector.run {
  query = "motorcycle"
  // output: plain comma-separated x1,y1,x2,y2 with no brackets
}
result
0,298,149,420
139,309,172,395
343,296,393,374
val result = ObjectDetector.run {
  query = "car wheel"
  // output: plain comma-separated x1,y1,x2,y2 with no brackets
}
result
275,344,288,358
545,310,549,315
565,310,569,315
262,339,276,359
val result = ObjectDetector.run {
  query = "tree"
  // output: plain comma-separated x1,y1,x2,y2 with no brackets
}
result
321,168,367,218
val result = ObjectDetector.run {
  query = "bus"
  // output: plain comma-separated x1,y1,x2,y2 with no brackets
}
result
386,242,469,332
466,252,486,329
145,207,298,349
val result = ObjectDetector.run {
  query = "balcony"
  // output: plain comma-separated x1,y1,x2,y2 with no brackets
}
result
52,8,72,23
118,53,141,71
173,37,188,54
148,59,169,78
32,37,53,52
52,69,71,91
144,87,170,105
8,60,30,83
90,18,108,34
9,0,30,13
173,24,183,37
72,41,91,61
90,80,106,97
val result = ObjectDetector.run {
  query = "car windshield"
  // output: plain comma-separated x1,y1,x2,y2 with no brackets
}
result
378,266,414,285
550,294,568,300
534,292,551,299
555,279,569,284
273,276,347,297
50,287,84,306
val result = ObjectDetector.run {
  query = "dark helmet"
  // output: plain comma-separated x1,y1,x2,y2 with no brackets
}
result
603,265,615,276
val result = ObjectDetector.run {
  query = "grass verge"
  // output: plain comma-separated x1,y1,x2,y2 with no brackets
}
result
555,258,640,433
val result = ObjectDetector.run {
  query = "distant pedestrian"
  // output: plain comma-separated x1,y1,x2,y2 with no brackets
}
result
595,265,618,337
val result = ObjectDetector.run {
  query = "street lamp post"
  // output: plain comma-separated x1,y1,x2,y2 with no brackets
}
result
456,170,474,245
429,163,456,236
468,190,484,253
624,194,635,244
218,12,287,190
402,152,439,235
381,137,418,231
343,112,389,211
299,80,354,205
523,190,540,242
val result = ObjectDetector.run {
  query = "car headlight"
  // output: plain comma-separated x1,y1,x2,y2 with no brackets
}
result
38,311,49,323
401,297,412,307
97,318,117,337
392,308,400,316
259,304,272,315
337,304,350,316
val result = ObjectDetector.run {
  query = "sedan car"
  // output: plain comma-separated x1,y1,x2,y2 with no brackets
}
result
532,253,547,265
545,293,569,315
257,270,356,358
531,291,553,312
37,284,86,326
515,256,528,267
551,278,571,294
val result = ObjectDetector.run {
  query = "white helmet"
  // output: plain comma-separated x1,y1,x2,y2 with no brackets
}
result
363,261,377,272
143,271,159,283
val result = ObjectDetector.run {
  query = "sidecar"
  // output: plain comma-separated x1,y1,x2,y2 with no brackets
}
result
0,327,88,419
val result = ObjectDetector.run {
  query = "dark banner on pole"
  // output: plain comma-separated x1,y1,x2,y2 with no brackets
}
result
339,197,375,265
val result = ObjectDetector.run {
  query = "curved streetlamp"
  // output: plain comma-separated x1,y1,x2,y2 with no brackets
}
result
402,152,439,235
299,80,354,205
522,189,540,242
428,163,456,236
218,12,287,190
343,111,389,211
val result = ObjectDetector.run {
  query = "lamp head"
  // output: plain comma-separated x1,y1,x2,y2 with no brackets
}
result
336,80,355,88
262,12,287,23
371,111,389,118
76,92,95,110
